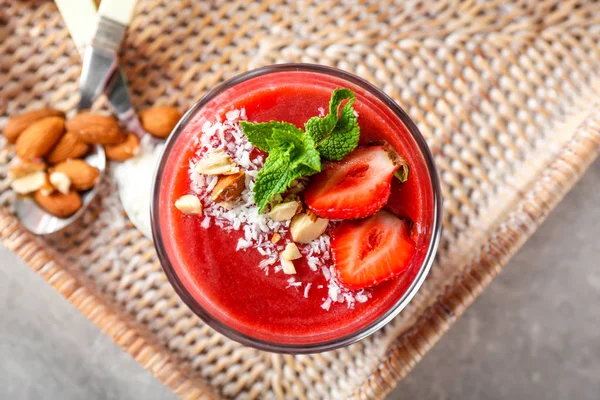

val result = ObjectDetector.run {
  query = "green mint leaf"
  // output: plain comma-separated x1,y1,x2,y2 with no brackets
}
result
305,88,354,143
328,88,355,115
241,88,360,212
268,128,302,154
268,129,321,173
240,121,302,152
253,129,321,212
304,115,336,143
318,98,360,160
297,134,321,171
304,88,359,160
253,153,292,212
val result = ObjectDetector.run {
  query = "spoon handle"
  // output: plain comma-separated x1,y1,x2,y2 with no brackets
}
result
104,70,147,139
55,0,146,137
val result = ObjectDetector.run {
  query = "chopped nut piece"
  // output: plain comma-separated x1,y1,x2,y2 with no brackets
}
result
175,194,203,215
288,179,307,194
281,243,302,260
271,232,281,243
194,150,239,175
290,213,329,243
219,201,234,210
267,200,300,221
49,171,71,195
211,171,246,202
8,160,46,179
10,171,47,195
280,258,297,274
40,175,56,196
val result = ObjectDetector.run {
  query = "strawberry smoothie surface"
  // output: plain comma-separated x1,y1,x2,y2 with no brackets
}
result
153,65,441,351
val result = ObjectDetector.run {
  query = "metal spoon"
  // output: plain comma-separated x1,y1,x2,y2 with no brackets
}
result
15,145,106,235
104,71,161,240
15,0,141,236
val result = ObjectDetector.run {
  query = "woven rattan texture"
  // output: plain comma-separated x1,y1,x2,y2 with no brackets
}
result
1,1,600,399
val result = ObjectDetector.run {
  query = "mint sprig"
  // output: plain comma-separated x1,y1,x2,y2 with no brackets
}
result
239,121,302,152
240,88,360,212
304,88,360,161
316,96,360,161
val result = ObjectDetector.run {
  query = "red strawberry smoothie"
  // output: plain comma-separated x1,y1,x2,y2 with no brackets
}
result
155,69,437,346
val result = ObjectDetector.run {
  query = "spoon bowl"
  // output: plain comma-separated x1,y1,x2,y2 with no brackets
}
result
16,144,106,235
114,135,163,239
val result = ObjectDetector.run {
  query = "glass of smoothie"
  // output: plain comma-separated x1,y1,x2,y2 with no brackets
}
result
151,64,442,353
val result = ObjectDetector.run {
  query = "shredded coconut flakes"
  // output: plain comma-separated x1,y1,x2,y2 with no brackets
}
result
304,283,312,298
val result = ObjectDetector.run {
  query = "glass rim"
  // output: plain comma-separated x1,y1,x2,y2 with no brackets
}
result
151,63,443,354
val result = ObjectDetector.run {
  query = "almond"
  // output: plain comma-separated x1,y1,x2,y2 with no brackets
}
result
66,112,124,144
139,106,182,138
8,160,46,179
33,190,82,218
268,200,300,221
49,171,71,195
4,109,65,143
281,243,302,260
15,117,65,160
280,258,297,275
10,171,47,195
104,132,140,161
46,132,90,164
271,232,281,244
194,150,239,175
290,213,329,243
51,159,99,191
174,194,203,215
211,171,246,202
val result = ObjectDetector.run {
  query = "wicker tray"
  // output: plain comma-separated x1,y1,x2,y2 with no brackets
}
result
1,1,599,398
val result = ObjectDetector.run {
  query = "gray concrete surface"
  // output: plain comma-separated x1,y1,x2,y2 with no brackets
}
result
1,161,599,399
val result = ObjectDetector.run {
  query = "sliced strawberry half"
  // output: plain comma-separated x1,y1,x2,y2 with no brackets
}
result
304,146,398,219
331,210,415,290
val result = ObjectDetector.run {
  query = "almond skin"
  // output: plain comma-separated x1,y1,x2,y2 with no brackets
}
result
104,132,140,161
140,106,182,138
66,112,124,144
4,109,65,143
15,117,65,160
51,159,99,191
33,190,82,218
46,132,90,164
211,171,246,202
